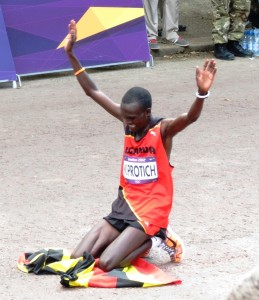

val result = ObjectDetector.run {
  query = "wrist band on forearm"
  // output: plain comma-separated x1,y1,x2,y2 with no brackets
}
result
74,67,85,76
196,90,210,99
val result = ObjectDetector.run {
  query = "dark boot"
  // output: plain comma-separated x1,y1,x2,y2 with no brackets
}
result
227,40,254,57
214,43,235,60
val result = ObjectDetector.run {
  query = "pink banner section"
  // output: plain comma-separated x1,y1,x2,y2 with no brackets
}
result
0,0,150,79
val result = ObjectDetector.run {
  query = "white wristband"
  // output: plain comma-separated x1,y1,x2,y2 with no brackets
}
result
196,90,210,99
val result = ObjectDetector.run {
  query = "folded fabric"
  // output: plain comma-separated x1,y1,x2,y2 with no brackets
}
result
17,248,181,288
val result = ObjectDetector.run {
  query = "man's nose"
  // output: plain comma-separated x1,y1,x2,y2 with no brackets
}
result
125,118,133,125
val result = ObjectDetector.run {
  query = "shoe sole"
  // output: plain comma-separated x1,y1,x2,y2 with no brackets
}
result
230,53,253,57
166,227,185,263
149,45,160,50
214,55,235,60
174,44,189,47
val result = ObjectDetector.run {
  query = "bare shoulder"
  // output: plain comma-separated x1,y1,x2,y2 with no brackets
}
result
161,118,175,125
160,118,176,137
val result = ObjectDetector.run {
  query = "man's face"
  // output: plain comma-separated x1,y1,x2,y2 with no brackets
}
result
120,102,150,133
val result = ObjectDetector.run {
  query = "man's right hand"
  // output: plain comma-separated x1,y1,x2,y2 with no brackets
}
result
64,19,77,54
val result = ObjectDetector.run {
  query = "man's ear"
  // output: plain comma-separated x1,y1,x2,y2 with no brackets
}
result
146,108,151,118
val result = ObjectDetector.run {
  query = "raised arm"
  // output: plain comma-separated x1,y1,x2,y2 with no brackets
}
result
64,20,122,120
161,59,217,140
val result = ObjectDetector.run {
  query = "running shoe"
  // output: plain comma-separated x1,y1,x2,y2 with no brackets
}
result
149,38,160,50
152,226,185,263
164,225,185,263
172,37,189,47
141,248,151,258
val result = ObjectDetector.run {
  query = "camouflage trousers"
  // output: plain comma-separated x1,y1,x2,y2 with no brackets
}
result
212,0,251,44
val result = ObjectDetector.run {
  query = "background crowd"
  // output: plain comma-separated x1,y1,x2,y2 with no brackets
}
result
144,0,259,60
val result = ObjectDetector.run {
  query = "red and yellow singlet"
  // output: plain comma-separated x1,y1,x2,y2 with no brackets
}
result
109,120,173,233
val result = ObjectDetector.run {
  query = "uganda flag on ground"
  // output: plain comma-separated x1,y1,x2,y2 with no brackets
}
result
17,248,181,288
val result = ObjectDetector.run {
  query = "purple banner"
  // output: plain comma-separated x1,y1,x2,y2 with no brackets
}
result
0,0,150,76
0,4,16,82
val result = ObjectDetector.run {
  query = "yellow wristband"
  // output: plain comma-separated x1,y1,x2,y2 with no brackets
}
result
74,68,85,76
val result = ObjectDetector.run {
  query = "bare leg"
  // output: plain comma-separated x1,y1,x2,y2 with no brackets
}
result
71,220,121,258
98,226,151,271
119,239,152,268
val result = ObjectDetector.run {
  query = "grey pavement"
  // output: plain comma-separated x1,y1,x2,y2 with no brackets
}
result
149,35,214,59
1,54,258,300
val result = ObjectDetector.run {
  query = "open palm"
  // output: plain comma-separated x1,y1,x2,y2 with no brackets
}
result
64,19,77,53
196,59,217,93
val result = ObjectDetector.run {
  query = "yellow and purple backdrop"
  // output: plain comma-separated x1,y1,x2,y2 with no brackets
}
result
0,0,150,81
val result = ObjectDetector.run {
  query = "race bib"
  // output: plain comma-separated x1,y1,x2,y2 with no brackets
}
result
123,156,158,184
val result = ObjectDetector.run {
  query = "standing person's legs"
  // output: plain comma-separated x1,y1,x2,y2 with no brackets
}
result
162,0,189,46
212,0,231,44
227,0,253,56
228,0,251,41
212,0,235,60
162,0,179,41
144,0,159,40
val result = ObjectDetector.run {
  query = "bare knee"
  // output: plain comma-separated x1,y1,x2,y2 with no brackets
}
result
71,220,119,259
98,254,118,272
70,249,80,259
70,223,105,259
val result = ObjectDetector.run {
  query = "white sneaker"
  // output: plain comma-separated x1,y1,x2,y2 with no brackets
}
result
152,226,185,263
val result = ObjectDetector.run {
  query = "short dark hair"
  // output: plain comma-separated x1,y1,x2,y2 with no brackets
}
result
121,87,152,110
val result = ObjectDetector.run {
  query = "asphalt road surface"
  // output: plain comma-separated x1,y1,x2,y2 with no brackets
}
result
1,52,258,300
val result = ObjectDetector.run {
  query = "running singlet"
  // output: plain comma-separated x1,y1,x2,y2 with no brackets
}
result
109,119,173,229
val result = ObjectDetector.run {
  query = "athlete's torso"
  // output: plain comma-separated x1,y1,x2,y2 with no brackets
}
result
109,118,174,228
